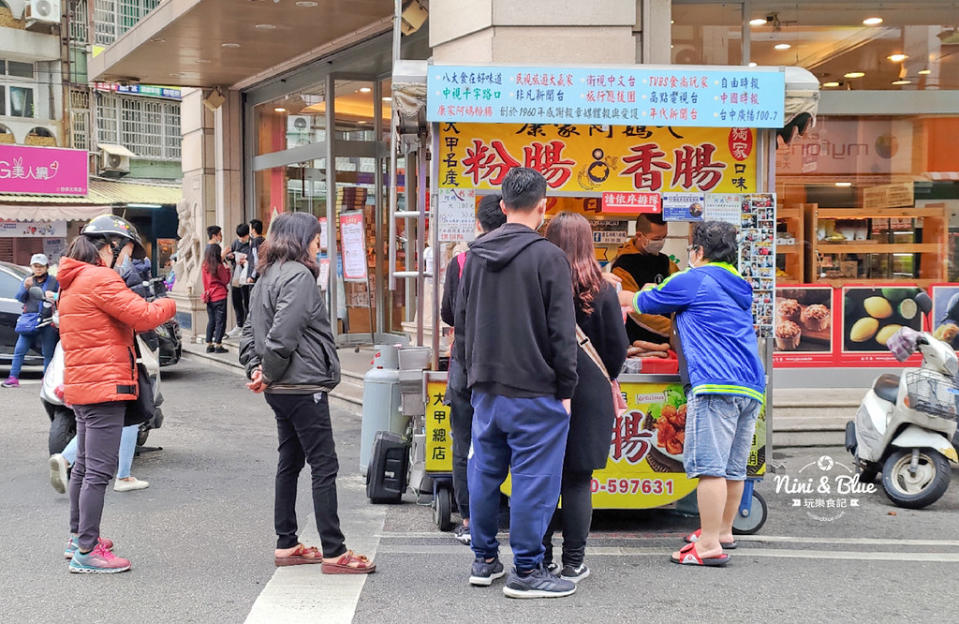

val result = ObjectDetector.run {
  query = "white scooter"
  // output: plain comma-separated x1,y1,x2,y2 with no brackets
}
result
845,292,959,509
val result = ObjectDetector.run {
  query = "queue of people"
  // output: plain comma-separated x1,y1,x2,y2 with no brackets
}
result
444,168,763,597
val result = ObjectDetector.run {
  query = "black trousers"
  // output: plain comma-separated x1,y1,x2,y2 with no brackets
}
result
446,360,473,519
205,299,227,344
265,392,347,556
231,285,251,328
543,470,593,567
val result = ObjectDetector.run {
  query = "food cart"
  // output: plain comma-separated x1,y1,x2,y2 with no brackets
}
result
390,62,819,532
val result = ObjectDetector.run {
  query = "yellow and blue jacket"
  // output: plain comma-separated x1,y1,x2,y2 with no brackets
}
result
632,262,765,403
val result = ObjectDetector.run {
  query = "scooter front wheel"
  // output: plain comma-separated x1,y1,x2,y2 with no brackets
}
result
881,448,951,509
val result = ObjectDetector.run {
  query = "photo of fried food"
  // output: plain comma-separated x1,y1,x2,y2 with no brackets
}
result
655,403,687,456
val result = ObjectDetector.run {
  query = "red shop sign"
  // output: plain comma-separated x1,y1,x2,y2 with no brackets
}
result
602,192,661,215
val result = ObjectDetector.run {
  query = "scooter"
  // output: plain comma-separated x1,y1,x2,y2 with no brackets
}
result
40,284,165,453
845,292,959,509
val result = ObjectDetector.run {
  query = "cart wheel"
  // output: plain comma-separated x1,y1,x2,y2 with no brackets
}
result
434,486,453,532
732,491,767,535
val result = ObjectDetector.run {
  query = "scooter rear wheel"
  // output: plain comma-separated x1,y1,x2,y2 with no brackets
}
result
881,448,951,509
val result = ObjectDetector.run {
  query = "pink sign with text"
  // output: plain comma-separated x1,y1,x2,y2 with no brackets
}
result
0,145,88,196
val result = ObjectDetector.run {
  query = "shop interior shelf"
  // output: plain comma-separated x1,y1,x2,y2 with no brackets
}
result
817,242,941,254
816,207,945,219
776,244,799,254
812,277,937,288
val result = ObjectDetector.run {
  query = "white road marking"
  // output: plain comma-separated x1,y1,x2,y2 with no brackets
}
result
244,475,385,624
376,531,959,548
376,543,959,563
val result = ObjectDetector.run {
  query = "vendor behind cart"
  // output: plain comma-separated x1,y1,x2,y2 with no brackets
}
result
610,214,678,348
619,220,764,568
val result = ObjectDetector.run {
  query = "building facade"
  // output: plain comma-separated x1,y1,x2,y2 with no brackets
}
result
87,0,959,388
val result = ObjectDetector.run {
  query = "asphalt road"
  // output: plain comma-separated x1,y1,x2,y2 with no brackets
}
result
2,358,958,623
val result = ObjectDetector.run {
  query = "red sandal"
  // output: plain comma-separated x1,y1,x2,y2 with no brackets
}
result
683,528,738,549
274,544,323,567
671,542,730,567
321,550,376,575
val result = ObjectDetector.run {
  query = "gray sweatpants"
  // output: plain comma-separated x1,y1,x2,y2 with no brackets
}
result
69,401,126,551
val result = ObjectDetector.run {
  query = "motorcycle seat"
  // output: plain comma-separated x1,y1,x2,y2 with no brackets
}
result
873,374,900,404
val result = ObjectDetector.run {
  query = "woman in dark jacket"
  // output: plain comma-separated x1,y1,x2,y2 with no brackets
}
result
239,212,374,574
542,212,628,582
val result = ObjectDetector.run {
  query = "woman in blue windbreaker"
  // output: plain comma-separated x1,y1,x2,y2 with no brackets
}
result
619,220,764,568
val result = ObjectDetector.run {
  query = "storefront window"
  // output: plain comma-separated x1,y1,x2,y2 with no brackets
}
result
254,84,328,156
254,160,327,224
672,1,959,91
773,114,959,368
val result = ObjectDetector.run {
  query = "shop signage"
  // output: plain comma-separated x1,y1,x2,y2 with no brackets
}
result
740,193,777,337
437,188,477,242
439,123,757,194
0,145,88,196
589,220,630,244
93,82,182,100
704,193,744,225
339,212,368,282
863,182,914,209
0,219,67,238
602,191,661,214
427,64,785,128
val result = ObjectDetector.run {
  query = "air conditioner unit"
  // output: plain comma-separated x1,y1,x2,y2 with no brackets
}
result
97,143,136,179
25,0,61,28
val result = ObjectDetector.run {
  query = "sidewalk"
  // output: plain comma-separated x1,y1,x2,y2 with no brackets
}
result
181,340,857,446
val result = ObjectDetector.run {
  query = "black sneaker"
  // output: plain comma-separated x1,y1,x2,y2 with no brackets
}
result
503,565,576,599
545,561,560,575
469,557,505,586
560,563,590,583
453,524,471,545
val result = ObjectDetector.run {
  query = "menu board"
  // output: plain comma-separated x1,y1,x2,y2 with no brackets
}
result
662,192,705,222
704,193,743,225
339,212,368,282
437,188,476,243
427,64,786,128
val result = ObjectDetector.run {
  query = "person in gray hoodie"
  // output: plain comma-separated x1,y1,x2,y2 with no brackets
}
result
240,212,374,574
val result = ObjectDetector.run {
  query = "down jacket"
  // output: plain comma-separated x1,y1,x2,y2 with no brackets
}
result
57,256,177,406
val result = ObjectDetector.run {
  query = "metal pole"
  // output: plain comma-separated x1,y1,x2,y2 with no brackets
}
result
325,73,338,341
430,124,441,370
415,145,427,347
405,150,415,324
374,78,385,337
388,0,402,293
741,0,751,65
760,126,780,473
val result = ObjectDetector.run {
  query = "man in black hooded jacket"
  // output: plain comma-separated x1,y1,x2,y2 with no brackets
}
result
453,167,578,598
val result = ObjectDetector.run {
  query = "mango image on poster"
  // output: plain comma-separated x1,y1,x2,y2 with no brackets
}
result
850,317,880,342
864,297,893,319
876,324,903,346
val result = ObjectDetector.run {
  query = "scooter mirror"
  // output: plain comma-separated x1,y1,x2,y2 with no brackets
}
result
915,291,933,316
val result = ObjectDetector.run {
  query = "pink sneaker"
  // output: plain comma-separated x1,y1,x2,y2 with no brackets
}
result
64,535,115,559
68,542,130,573
1,376,19,388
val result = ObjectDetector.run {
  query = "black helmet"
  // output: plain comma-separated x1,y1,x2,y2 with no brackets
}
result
81,214,146,260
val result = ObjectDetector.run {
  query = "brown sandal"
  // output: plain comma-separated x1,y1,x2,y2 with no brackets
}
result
274,544,323,567
321,549,376,575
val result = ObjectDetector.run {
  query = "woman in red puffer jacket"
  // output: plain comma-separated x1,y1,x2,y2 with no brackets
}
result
56,214,176,574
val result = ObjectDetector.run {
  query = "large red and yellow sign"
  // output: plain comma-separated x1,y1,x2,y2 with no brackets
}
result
439,123,757,194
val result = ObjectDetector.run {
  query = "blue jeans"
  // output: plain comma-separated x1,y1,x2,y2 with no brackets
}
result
468,390,570,573
684,393,761,480
62,424,139,479
9,324,58,377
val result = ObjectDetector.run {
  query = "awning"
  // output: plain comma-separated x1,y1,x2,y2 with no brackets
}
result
0,179,181,222
88,0,393,88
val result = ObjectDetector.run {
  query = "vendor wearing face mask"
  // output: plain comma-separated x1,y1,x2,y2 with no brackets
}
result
610,213,679,345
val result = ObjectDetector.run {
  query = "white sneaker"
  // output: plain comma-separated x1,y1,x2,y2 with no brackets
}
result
49,454,69,494
225,326,241,338
114,477,149,492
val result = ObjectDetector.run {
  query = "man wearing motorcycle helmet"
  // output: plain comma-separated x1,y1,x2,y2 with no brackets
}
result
56,214,176,574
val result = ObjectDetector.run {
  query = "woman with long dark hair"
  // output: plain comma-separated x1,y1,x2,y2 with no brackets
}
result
542,212,628,583
201,243,230,353
240,212,374,574
57,214,177,573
